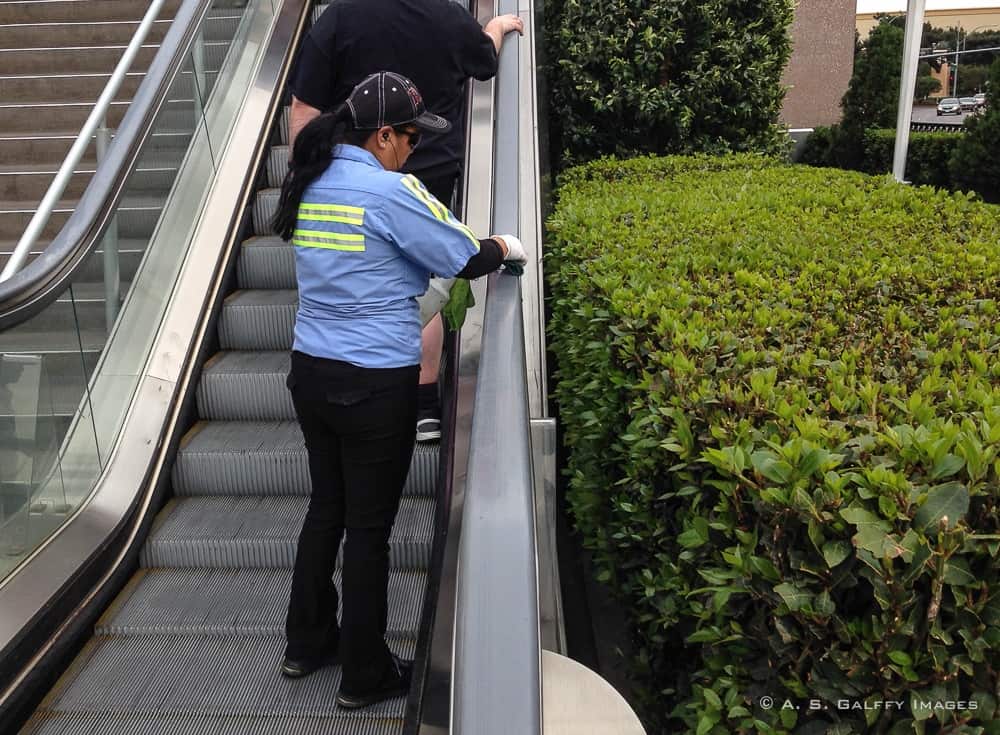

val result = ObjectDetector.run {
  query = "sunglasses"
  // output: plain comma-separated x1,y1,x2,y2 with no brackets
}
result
394,127,422,149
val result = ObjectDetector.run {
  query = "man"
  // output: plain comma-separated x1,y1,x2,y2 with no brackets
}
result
288,0,524,442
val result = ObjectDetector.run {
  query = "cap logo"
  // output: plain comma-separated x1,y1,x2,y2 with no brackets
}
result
406,84,423,111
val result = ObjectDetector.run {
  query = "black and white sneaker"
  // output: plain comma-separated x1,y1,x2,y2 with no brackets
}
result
416,417,441,443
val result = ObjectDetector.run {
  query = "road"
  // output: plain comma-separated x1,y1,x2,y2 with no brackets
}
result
911,105,969,124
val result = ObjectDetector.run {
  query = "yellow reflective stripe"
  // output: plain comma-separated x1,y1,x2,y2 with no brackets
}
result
299,213,364,225
401,175,479,249
293,228,366,252
299,203,364,225
299,203,364,216
401,176,447,221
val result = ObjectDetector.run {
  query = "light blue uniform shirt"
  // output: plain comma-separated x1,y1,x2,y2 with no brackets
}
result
292,145,480,368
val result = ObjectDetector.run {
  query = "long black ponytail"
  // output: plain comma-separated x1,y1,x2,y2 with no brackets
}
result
272,103,370,240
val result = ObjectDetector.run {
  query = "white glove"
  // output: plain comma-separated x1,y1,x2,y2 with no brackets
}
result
496,234,528,265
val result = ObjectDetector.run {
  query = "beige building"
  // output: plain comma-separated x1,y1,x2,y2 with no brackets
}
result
857,7,1000,39
780,0,857,128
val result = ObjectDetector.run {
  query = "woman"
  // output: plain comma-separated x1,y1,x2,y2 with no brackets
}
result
272,71,526,710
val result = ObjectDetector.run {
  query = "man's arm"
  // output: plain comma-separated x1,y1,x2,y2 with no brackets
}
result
289,95,323,148
482,13,524,54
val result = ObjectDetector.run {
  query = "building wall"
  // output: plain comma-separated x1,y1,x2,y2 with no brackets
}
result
857,8,1000,39
780,0,857,128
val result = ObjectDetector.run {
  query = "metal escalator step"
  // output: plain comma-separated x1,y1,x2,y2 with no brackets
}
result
266,144,289,188
237,236,294,289
96,567,426,638
20,711,404,735
197,351,294,420
252,188,279,235
28,634,412,720
140,495,435,569
218,289,295,350
280,105,290,146
172,420,438,497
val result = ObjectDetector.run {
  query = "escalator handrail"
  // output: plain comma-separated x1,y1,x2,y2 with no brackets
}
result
0,0,215,331
451,2,543,731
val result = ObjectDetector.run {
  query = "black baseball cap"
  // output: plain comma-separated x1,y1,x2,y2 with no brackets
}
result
347,71,451,134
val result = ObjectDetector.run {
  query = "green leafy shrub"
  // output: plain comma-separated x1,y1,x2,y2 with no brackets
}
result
543,0,794,170
951,59,1000,204
862,129,961,189
548,154,1000,734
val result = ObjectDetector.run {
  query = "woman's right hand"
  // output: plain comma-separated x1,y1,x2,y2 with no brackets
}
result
493,234,528,265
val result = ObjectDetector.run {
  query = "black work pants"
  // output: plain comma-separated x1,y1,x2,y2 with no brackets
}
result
284,351,419,691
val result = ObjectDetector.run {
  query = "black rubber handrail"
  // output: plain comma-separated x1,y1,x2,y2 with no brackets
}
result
0,0,215,331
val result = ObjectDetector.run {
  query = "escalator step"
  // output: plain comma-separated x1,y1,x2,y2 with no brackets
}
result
26,634,412,721
172,420,439,497
267,144,289,188
21,712,404,735
218,289,295,350
252,188,279,235
140,495,435,569
196,351,295,420
97,567,426,638
237,236,294,289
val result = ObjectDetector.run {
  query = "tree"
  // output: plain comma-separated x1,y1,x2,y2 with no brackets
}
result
951,58,1000,202
544,0,795,170
841,21,905,132
915,61,941,100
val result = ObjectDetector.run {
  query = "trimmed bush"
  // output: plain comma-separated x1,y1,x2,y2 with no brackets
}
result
951,59,1000,204
543,0,794,170
548,155,1000,734
862,129,961,189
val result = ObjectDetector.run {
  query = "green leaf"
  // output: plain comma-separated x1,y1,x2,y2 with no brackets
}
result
943,557,976,586
703,688,723,710
888,650,912,666
912,482,969,532
929,453,964,480
822,540,852,568
774,582,812,611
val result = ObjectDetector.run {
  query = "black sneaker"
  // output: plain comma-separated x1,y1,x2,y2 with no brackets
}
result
336,654,413,709
415,417,441,443
281,645,338,678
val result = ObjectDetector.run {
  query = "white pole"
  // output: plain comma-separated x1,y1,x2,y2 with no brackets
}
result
893,0,927,183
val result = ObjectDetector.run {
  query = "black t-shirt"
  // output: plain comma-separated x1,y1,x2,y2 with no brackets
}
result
290,0,497,175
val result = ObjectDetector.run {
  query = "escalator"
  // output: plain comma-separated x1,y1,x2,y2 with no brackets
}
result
0,0,552,733
15,98,438,735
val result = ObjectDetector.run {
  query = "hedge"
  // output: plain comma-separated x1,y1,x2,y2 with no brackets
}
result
861,129,961,190
543,0,793,170
547,154,1000,734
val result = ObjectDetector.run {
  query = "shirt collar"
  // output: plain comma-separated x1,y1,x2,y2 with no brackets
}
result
333,144,383,169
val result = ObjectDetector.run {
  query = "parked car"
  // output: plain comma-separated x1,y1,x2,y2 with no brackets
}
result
937,97,962,115
974,92,987,109
960,97,978,112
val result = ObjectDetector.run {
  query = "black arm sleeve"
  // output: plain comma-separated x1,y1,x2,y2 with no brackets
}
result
455,238,504,278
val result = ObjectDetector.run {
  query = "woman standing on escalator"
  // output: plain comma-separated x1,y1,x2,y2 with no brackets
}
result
271,71,526,709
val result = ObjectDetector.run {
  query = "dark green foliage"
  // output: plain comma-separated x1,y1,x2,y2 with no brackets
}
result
915,62,942,101
954,65,990,98
548,155,1000,734
842,21,905,133
862,129,961,189
544,0,794,170
951,60,1000,203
